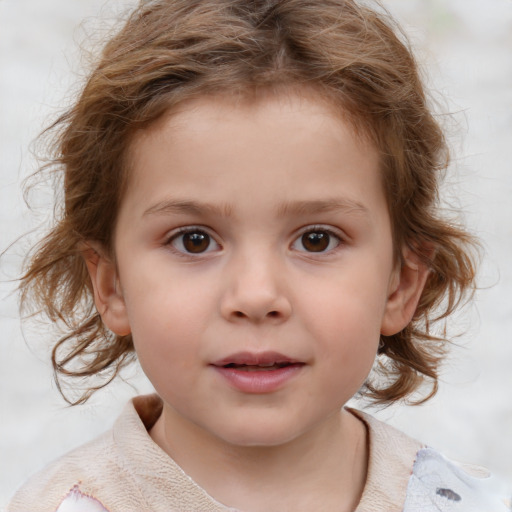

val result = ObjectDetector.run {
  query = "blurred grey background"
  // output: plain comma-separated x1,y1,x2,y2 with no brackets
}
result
1,0,511,506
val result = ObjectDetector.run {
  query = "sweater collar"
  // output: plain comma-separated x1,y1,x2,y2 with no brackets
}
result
115,395,422,511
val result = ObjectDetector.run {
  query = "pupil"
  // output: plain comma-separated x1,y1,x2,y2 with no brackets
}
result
183,232,209,253
302,231,329,252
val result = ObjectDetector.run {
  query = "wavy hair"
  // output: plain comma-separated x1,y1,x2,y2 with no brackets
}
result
20,0,477,404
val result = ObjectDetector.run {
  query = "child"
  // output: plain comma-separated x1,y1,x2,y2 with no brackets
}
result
7,0,510,510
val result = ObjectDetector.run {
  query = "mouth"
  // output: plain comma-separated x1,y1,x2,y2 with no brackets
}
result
220,362,299,372
211,351,304,370
211,351,305,393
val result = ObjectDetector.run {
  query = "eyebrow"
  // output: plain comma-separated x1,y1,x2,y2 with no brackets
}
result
143,198,369,218
143,199,233,218
276,199,369,217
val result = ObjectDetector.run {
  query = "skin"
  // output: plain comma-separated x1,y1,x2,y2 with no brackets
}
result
85,90,429,511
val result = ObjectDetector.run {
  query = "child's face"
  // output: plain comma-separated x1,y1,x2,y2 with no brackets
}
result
89,91,425,447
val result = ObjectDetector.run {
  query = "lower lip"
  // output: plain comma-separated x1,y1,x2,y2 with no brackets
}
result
212,365,304,393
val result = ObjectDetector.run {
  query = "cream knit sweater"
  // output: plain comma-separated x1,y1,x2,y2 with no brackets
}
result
8,395,509,512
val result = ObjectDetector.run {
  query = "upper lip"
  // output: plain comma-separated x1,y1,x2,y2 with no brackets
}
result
211,351,302,367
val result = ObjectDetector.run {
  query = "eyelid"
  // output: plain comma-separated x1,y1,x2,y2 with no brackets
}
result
290,224,346,253
165,225,222,256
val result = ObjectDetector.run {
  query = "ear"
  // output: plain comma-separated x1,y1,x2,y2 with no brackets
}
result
380,247,430,336
82,243,131,336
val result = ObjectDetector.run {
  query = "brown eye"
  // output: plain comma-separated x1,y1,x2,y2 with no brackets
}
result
292,228,341,253
182,232,210,253
302,231,329,252
170,229,219,255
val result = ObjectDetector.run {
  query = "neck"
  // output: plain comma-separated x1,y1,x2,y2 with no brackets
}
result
150,405,368,512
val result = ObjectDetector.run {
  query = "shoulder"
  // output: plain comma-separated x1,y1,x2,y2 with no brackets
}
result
7,395,234,512
404,446,511,512
350,408,424,511
7,428,117,512
6,397,156,512
349,408,511,512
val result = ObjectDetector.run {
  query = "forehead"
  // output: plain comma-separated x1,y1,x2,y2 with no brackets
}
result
122,90,384,220
128,89,378,179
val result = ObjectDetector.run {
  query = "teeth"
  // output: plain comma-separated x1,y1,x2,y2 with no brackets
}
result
240,365,278,371
222,362,293,370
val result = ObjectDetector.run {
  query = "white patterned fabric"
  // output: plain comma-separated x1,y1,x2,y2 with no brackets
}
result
55,485,110,512
403,447,510,511
7,395,511,512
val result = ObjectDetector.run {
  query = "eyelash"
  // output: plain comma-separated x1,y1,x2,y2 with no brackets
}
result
166,226,221,257
165,225,345,257
292,225,344,255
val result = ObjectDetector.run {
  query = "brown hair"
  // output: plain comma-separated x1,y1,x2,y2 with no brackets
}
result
20,0,477,405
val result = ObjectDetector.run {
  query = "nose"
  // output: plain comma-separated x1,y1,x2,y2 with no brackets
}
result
220,251,292,324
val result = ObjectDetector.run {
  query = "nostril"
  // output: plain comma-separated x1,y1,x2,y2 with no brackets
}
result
232,310,280,319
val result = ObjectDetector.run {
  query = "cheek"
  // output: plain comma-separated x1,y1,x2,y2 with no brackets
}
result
120,255,216,327
313,302,380,398
121,277,215,371
316,309,379,376
297,265,389,373
302,271,389,335
129,304,201,398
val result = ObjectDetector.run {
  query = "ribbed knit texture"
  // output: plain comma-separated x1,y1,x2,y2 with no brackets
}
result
8,395,423,512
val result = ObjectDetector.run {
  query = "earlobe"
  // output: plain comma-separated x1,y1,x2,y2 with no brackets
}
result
82,243,131,336
380,248,430,336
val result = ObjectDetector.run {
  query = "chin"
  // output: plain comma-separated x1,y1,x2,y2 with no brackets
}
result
213,419,306,449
